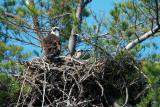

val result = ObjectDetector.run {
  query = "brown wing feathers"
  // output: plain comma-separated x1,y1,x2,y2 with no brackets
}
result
43,34,61,57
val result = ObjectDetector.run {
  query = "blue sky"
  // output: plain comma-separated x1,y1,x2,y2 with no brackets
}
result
86,0,123,24
89,0,123,14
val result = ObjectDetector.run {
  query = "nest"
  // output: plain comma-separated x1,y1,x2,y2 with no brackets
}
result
11,55,142,107
12,56,108,107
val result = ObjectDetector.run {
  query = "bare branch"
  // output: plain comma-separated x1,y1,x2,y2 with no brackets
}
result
98,32,110,37
78,34,112,57
121,75,129,107
125,25,160,50
77,34,112,43
155,0,159,26
5,34,41,47
84,0,92,7
135,86,150,100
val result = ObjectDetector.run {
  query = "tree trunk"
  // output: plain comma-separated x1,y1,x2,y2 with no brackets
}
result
68,0,92,56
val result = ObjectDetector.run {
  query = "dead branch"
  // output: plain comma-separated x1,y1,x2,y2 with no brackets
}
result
125,25,160,50
4,34,41,47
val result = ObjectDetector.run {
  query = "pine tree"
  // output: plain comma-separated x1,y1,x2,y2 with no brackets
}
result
0,0,160,106
0,41,31,106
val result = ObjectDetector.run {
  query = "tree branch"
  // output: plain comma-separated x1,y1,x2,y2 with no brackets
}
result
125,25,160,50
84,0,92,7
155,0,159,26
78,34,111,57
77,34,112,43
121,75,129,107
4,12,43,46
5,34,41,47
29,1,44,42
4,12,34,29
98,32,110,37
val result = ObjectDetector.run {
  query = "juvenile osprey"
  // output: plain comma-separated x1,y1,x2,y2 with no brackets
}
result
43,27,61,59
74,49,84,59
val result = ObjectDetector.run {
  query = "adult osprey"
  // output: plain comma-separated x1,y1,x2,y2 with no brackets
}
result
43,27,61,59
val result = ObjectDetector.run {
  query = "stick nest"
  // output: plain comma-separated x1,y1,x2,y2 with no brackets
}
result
12,55,141,107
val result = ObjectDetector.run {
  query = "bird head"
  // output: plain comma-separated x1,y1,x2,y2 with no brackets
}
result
50,27,60,37
75,49,84,59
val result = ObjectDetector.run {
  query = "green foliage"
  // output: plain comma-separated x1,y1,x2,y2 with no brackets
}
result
10,60,16,66
0,41,31,105
0,73,31,106
137,62,160,106
93,24,96,31
33,50,39,57
24,52,32,58
110,39,118,45
4,0,16,7
121,20,129,31
109,22,116,36
126,1,133,9
18,10,25,18
83,8,90,17
117,95,125,105
82,53,91,60
0,74,20,107
23,85,31,94
108,0,159,63
143,27,150,33
0,42,8,60
18,65,25,72
89,58,95,63
145,43,151,48
110,4,121,21
0,7,4,14
152,53,157,60
152,41,158,49
130,49,137,56
8,45,23,56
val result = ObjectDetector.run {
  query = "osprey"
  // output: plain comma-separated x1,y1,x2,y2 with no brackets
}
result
43,27,61,59
74,49,84,59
